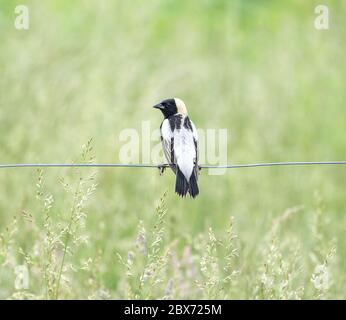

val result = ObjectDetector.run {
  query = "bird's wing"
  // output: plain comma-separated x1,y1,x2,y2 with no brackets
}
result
190,119,199,178
160,119,176,171
190,119,198,164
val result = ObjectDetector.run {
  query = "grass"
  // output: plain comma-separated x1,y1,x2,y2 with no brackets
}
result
0,0,346,299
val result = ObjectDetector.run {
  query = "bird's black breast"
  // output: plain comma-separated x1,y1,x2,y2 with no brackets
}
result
168,114,184,131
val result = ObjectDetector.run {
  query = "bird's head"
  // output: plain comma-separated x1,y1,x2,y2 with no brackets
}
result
153,98,187,118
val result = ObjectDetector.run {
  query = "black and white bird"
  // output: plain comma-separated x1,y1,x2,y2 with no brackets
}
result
153,98,199,198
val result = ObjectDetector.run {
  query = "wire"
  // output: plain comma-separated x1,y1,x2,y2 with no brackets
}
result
201,161,346,169
1,161,346,169
0,163,158,169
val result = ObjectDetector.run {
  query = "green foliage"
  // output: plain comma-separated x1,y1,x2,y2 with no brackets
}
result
0,0,346,299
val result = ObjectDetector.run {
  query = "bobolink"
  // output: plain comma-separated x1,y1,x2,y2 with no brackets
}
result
153,98,199,198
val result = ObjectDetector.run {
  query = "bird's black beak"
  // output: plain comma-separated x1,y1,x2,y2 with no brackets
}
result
153,103,164,110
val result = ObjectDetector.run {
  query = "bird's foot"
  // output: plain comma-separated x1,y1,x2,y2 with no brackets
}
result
158,164,167,175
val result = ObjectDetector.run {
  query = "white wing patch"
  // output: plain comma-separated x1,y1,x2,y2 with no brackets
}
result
174,126,196,180
190,120,198,142
160,116,198,181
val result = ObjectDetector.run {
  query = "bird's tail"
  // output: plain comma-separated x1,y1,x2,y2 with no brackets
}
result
175,167,199,198
188,170,199,198
175,167,189,197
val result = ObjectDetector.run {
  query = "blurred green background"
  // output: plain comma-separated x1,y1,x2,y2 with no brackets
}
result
0,0,345,299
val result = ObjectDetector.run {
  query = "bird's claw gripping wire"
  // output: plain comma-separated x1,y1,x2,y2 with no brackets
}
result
158,164,168,175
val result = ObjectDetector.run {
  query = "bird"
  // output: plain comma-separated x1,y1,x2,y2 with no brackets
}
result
153,98,199,198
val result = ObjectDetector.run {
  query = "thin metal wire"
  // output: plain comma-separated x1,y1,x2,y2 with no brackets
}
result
0,163,158,169
201,161,346,169
1,161,346,169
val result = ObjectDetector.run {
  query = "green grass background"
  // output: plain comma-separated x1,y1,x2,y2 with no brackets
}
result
0,0,345,299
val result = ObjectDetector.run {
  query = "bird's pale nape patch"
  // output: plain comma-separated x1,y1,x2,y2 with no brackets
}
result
174,98,188,115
